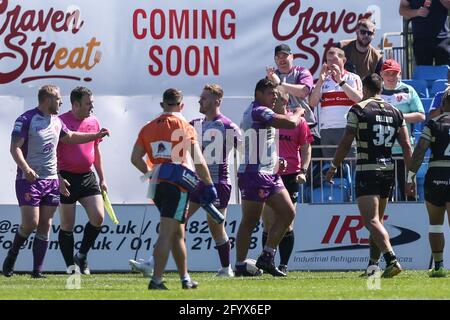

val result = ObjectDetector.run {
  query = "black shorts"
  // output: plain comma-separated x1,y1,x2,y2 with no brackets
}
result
59,171,101,204
281,173,300,204
153,182,189,223
424,168,450,207
355,170,394,199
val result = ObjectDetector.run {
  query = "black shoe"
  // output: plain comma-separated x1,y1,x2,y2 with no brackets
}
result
181,279,198,289
73,254,90,275
278,264,288,275
2,254,16,277
256,252,286,277
31,271,46,279
148,280,168,290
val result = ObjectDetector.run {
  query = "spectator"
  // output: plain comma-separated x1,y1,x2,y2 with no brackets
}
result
337,19,383,78
380,59,425,201
399,0,450,66
266,44,319,154
309,47,363,159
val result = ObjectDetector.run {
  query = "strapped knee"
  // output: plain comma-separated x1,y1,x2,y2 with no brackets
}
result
429,225,444,233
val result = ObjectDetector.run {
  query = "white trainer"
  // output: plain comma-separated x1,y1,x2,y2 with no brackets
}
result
216,265,234,277
129,257,154,278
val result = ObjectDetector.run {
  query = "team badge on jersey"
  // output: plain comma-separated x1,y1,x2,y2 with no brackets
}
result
261,110,274,121
13,121,23,132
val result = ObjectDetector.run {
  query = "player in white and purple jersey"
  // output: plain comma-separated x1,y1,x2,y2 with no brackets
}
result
235,78,304,277
188,84,241,277
2,85,109,278
261,89,313,274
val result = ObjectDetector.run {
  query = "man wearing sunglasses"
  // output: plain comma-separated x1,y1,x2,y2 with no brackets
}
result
337,19,383,79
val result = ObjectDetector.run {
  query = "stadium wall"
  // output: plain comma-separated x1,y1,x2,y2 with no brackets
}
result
0,0,403,204
0,204,446,272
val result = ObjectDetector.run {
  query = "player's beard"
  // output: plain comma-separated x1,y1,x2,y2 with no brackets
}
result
49,104,59,115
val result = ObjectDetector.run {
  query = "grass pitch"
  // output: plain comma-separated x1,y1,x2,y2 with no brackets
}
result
0,270,449,300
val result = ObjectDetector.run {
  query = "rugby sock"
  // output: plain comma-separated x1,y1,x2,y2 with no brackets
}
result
368,258,379,267
151,276,163,285
279,230,294,266
33,235,49,273
263,246,276,257
79,222,101,255
262,231,268,249
432,251,444,270
382,251,397,265
180,274,191,283
215,239,231,268
9,231,28,258
58,229,74,267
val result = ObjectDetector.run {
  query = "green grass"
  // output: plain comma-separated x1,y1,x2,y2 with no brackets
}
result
0,271,449,300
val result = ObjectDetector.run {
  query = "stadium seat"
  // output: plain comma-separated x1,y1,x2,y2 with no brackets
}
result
413,65,449,88
306,163,352,203
402,79,429,98
430,79,448,97
311,179,351,203
420,97,433,114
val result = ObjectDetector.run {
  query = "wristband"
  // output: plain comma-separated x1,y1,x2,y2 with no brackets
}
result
407,171,416,183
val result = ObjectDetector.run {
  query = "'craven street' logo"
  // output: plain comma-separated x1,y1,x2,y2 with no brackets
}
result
272,0,372,75
298,215,421,252
0,0,102,84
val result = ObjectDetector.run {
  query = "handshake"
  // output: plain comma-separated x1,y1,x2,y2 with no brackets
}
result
200,184,225,224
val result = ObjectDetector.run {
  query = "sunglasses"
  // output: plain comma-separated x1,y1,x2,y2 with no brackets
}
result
359,29,374,36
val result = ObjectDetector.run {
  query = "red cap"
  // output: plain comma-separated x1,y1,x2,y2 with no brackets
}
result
382,59,401,73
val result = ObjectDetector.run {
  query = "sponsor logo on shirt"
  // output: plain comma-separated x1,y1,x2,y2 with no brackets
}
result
151,141,172,159
13,121,23,132
43,143,54,153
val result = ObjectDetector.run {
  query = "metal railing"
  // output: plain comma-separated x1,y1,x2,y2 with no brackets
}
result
297,154,429,204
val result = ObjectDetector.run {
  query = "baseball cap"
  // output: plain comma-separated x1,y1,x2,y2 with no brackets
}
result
274,44,291,56
382,59,401,73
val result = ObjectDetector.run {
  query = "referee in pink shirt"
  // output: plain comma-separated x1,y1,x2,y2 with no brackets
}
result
57,87,108,275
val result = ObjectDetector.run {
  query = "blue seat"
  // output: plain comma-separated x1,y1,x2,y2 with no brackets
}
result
421,97,433,114
311,180,351,203
402,79,429,98
413,65,449,88
305,163,352,203
430,79,448,97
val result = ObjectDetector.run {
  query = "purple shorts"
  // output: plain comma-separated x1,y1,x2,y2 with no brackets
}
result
189,182,231,209
15,179,60,207
238,172,285,202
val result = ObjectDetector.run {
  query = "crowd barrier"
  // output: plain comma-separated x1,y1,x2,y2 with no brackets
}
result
0,203,447,272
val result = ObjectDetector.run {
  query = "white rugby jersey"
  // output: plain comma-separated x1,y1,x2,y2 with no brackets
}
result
319,71,362,130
